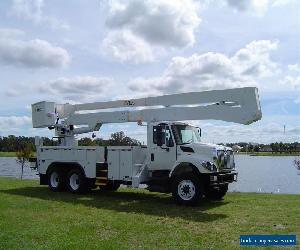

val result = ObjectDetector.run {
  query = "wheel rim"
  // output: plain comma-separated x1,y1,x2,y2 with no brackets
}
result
50,172,59,188
69,173,80,190
178,180,196,201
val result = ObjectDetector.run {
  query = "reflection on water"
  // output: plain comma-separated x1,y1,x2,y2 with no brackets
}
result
0,155,299,194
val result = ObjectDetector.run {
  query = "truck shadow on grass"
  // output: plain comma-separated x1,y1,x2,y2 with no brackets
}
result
2,186,228,223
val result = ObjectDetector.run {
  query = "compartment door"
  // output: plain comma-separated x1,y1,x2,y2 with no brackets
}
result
108,149,120,180
120,150,133,181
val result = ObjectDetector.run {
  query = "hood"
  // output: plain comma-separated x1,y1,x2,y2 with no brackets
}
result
179,142,235,170
181,142,232,154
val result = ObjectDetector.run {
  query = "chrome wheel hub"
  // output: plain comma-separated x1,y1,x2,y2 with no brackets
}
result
69,173,80,190
178,180,196,201
50,172,59,188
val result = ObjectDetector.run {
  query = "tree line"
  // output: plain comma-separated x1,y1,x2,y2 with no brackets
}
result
0,134,298,153
0,131,141,152
225,142,300,153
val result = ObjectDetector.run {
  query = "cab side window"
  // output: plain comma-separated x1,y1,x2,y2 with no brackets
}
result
153,125,174,147
153,126,164,145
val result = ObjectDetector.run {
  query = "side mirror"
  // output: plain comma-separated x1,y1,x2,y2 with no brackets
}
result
197,127,202,137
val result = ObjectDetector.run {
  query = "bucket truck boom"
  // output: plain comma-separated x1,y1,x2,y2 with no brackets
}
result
31,87,261,206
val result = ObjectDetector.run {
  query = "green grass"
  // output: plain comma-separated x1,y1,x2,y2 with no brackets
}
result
0,152,17,157
237,152,300,156
0,177,299,250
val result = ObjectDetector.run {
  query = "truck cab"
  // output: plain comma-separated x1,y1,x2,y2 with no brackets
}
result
146,122,237,205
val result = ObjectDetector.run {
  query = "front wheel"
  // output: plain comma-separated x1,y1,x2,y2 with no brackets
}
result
172,173,204,206
67,168,89,194
206,184,228,200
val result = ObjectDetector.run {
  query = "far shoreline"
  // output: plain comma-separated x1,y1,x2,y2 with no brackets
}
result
236,152,300,156
0,152,17,157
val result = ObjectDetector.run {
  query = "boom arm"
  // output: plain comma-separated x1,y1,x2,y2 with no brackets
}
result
32,87,262,136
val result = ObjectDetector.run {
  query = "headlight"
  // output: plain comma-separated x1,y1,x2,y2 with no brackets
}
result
202,161,217,171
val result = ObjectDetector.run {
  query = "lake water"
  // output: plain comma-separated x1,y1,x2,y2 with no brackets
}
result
0,155,299,194
229,155,300,194
0,157,39,180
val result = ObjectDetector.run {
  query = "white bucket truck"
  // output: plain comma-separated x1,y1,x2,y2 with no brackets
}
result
31,87,261,205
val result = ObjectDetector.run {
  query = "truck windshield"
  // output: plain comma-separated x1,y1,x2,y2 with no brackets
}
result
172,125,201,145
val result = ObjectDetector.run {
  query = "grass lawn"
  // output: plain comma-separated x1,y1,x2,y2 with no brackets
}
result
0,177,299,249
0,152,17,157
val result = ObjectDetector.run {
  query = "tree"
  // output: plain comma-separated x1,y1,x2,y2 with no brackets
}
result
270,143,279,154
16,142,34,180
109,131,141,146
77,131,141,147
279,142,284,154
248,144,254,152
254,145,260,152
78,137,97,146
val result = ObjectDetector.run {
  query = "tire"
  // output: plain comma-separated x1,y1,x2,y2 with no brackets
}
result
48,167,66,192
100,182,120,191
206,184,228,200
172,173,204,206
67,168,89,194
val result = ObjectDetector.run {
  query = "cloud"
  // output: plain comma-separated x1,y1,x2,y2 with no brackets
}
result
288,64,300,72
10,0,69,30
226,0,269,15
232,40,278,77
280,76,300,89
37,76,115,102
271,0,298,7
102,30,154,63
195,121,300,143
102,0,201,63
0,28,25,38
225,0,298,16
0,31,70,68
129,40,279,95
5,89,21,97
106,0,201,47
0,116,31,130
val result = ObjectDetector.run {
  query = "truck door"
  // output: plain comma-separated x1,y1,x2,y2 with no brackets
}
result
148,124,176,170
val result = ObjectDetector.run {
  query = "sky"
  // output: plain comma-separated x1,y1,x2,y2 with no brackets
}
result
0,0,299,144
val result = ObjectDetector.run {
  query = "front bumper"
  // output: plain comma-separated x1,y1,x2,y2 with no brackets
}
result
208,171,237,186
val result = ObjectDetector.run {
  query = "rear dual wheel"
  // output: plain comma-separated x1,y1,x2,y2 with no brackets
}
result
48,167,89,194
48,167,66,192
67,168,89,194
